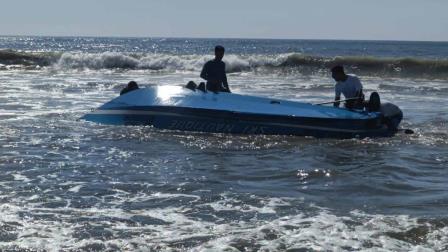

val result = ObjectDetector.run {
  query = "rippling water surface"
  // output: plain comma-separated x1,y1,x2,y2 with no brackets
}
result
0,37,447,251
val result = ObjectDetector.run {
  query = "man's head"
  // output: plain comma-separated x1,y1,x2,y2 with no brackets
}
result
127,81,138,89
214,45,225,60
331,65,346,82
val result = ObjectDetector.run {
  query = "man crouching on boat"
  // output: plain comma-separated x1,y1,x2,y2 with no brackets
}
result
331,65,364,109
200,45,231,93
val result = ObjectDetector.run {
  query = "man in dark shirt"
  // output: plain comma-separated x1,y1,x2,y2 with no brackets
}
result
200,45,231,93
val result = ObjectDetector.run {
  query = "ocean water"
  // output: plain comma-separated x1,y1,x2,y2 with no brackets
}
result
0,36,447,251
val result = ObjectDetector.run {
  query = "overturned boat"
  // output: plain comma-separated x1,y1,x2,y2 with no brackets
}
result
81,85,403,138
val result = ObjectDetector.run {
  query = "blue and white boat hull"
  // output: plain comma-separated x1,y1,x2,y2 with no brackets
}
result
82,86,402,138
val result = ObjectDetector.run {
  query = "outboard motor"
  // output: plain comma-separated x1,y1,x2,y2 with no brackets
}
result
366,92,402,131
367,92,381,112
380,103,403,131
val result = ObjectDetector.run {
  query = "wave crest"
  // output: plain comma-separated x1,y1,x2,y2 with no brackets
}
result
0,49,58,67
55,52,277,73
280,54,448,78
2,49,448,78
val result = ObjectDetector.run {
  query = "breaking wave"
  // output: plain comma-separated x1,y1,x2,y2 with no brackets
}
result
0,49,59,67
54,52,278,73
280,54,448,78
1,49,448,78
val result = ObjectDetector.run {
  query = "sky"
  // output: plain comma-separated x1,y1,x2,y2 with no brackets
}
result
0,0,447,41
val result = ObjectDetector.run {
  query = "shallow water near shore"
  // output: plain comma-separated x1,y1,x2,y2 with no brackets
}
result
0,37,447,251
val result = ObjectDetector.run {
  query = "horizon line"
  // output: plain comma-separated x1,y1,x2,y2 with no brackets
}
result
1,33,447,43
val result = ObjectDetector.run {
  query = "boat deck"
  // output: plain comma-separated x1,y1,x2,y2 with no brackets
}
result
101,86,378,120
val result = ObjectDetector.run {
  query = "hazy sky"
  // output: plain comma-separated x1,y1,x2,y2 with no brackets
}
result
0,0,447,41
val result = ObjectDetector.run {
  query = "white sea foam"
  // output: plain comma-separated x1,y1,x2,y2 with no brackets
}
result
68,184,83,193
207,193,291,214
12,173,31,182
198,210,446,251
1,193,446,251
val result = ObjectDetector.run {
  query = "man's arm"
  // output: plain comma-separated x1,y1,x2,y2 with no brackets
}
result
222,70,230,92
200,62,208,81
356,89,364,99
334,85,341,107
356,77,364,99
334,95,341,107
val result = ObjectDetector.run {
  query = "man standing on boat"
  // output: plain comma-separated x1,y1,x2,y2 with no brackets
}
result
331,65,364,109
200,45,231,93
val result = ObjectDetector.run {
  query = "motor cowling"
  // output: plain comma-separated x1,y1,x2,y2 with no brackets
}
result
380,103,403,130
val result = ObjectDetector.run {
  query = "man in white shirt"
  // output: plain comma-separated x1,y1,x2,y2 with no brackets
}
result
331,65,364,109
